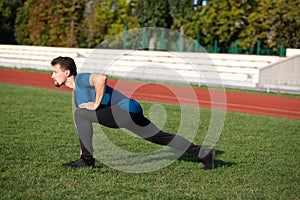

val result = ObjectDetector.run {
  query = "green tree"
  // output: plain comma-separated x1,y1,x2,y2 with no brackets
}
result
15,0,87,47
189,0,300,52
81,0,100,47
12,0,299,52
167,0,195,51
138,0,172,28
242,0,300,51
244,0,277,50
168,0,194,33
49,0,88,47
0,0,25,44
266,0,299,49
190,0,250,51
27,0,52,46
83,0,139,48
137,0,173,50
104,0,140,40
14,0,32,45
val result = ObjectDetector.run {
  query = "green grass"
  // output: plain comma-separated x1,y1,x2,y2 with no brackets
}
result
0,83,299,199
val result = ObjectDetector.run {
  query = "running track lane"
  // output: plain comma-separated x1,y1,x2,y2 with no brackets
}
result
0,69,299,119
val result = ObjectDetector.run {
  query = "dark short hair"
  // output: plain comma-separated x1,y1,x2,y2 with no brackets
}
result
51,56,77,77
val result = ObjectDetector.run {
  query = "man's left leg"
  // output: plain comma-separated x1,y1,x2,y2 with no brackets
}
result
125,112,216,170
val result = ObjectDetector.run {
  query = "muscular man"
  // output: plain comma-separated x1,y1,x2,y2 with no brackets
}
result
50,56,215,170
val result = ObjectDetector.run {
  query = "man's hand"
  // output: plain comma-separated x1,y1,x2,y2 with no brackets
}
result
79,102,98,110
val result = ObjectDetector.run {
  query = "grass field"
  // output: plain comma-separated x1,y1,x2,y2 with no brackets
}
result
1,83,299,199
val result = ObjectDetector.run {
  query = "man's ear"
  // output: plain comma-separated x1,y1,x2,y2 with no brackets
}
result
65,70,71,77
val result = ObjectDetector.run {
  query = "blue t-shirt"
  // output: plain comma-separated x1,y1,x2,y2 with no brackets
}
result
74,73,142,113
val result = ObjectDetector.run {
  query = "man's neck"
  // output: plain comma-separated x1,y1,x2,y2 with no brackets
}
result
65,76,75,90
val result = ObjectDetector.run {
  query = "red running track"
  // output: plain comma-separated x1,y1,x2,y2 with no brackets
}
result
0,69,299,119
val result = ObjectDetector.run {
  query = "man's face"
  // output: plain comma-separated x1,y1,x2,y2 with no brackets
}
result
51,64,68,87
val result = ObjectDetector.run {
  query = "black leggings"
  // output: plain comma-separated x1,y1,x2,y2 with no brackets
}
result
74,105,201,159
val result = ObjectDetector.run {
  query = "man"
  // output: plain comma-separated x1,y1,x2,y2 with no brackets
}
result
50,56,216,170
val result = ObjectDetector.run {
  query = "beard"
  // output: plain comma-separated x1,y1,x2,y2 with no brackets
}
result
54,80,64,87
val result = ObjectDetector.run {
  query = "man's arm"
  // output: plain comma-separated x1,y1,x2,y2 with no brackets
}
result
90,73,107,109
78,73,107,110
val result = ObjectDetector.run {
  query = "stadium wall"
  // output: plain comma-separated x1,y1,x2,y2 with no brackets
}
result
0,45,299,93
259,54,300,92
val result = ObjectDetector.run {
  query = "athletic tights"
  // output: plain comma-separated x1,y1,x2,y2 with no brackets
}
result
73,105,201,160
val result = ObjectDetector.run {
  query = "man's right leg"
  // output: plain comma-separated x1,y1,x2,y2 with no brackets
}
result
63,105,125,168
62,108,98,168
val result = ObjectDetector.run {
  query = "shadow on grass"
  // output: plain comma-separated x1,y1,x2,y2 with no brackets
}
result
178,149,236,169
91,149,236,170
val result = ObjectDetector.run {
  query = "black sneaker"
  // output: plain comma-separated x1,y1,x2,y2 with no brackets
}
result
198,147,216,170
62,157,95,168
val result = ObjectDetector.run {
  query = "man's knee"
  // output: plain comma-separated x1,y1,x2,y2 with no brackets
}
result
144,131,175,146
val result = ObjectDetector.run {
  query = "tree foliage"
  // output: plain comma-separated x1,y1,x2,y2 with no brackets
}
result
49,0,88,47
15,0,88,47
185,0,252,50
185,0,300,51
0,0,25,44
138,0,172,28
168,0,194,33
6,0,300,51
14,0,31,45
82,0,139,48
